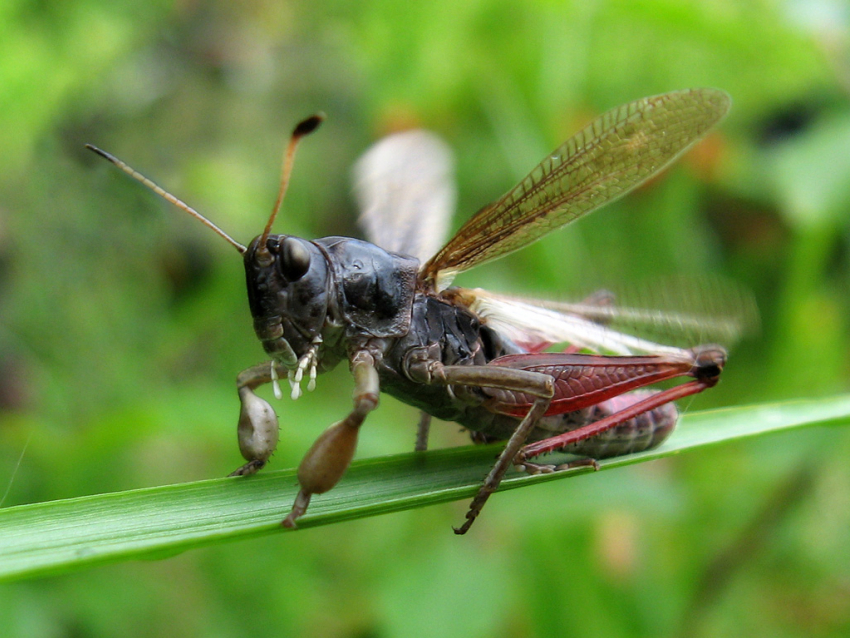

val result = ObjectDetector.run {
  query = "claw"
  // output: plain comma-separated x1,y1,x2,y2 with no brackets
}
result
287,337,322,400
307,359,317,392
270,362,283,400
290,380,302,400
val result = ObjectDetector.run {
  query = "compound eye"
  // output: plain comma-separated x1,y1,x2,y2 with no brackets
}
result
280,237,311,281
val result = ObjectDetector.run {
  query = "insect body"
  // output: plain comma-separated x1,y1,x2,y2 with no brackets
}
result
88,88,735,534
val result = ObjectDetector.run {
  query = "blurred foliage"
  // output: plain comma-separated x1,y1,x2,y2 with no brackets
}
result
1,0,849,636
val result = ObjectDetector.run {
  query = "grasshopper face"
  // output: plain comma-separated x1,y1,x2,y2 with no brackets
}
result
244,234,332,370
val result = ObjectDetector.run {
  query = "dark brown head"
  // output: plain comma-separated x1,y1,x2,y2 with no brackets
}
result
244,234,332,366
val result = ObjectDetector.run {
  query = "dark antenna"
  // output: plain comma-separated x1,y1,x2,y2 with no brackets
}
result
257,113,325,256
85,144,248,254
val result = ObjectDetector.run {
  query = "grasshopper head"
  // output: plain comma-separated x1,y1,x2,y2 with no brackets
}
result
243,233,332,368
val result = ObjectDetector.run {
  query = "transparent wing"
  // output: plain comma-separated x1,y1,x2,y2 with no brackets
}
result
454,279,755,357
457,288,691,357
523,276,759,349
422,88,731,289
353,129,455,263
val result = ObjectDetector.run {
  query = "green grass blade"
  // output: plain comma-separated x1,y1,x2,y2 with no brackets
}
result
2,395,849,582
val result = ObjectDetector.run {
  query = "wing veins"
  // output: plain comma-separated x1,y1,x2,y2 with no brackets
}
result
422,89,731,289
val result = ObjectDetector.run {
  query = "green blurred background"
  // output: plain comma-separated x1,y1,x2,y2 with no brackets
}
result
2,0,850,636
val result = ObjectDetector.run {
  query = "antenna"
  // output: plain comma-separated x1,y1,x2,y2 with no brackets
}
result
86,144,247,254
258,113,325,254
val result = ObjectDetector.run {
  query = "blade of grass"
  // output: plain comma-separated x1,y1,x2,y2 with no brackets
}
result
1,395,849,582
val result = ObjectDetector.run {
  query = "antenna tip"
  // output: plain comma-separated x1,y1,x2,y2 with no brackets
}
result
293,113,325,138
85,144,112,161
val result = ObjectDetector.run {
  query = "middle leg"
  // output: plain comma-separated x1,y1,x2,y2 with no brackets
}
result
423,363,556,534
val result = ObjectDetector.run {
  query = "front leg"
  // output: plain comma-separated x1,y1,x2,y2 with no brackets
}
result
230,362,286,477
282,350,379,529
